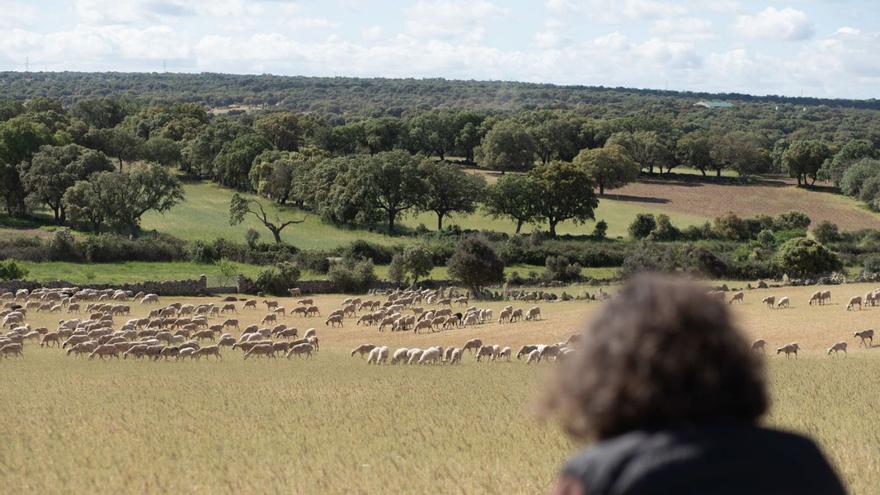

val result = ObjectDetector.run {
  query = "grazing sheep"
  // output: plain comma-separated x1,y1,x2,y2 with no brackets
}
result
413,319,434,333
463,338,482,354
751,339,767,354
497,308,511,324
261,313,277,325
847,296,862,311
540,344,562,360
303,328,317,339
776,343,800,358
40,332,61,348
762,296,775,308
218,335,236,348
288,288,301,297
821,290,832,304
808,291,822,306
406,349,424,365
475,345,496,362
351,344,377,358
517,345,538,360
0,343,23,358
305,306,321,317
277,327,299,339
368,346,390,364
391,348,410,365
449,348,463,365
854,329,874,347
526,349,541,364
418,347,442,365
88,344,120,360
243,343,276,360
729,292,744,304
243,300,257,310
498,346,512,361
325,314,343,327
827,342,847,356
525,306,541,321
776,297,790,309
509,308,524,323
286,343,314,359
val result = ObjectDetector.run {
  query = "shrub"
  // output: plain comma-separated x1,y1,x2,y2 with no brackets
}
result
619,242,677,278
628,214,656,240
593,220,608,239
681,245,728,278
813,221,840,244
294,250,332,274
0,259,28,280
48,229,80,262
543,255,582,282
773,211,811,231
403,244,434,282
388,254,407,284
775,237,842,278
254,262,301,296
328,258,377,293
343,240,395,264
649,214,680,241
446,236,505,296
756,229,776,247
245,228,261,248
713,212,751,241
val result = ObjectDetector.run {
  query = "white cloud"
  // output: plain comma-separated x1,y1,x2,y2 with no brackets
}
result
74,0,265,24
0,1,37,28
405,0,507,39
361,25,384,41
735,7,814,41
652,17,714,41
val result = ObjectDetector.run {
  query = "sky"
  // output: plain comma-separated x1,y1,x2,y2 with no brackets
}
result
0,0,878,99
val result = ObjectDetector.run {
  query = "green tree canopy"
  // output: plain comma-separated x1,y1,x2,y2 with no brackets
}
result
418,160,486,230
476,119,537,172
446,236,505,296
528,160,599,237
483,173,539,234
574,143,639,194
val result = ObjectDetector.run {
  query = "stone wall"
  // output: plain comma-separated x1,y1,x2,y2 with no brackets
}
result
0,276,218,296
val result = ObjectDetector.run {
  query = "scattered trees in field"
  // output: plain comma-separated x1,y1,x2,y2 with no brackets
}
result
528,160,598,238
484,174,539,234
229,193,304,244
575,143,639,194
64,164,184,234
446,236,505,296
783,140,832,186
775,237,842,278
419,160,486,230
476,120,537,173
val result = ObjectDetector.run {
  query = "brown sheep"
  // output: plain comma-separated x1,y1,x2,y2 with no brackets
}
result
776,343,800,358
846,296,862,311
729,292,744,304
243,343,275,360
463,338,482,354
827,342,847,356
351,343,377,358
325,314,344,327
0,343,23,358
762,296,775,308
854,329,874,347
751,339,767,354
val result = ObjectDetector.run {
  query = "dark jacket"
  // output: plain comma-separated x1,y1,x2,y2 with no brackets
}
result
560,423,846,495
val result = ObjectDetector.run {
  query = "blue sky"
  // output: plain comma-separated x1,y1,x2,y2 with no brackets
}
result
1,1,878,98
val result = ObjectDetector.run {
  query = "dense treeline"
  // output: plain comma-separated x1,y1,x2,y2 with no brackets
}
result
3,90,880,237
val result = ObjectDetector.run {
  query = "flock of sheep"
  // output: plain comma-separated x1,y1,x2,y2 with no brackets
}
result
351,335,578,366
0,286,547,364
724,289,877,359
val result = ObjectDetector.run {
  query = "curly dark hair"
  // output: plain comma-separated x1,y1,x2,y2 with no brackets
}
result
539,274,768,442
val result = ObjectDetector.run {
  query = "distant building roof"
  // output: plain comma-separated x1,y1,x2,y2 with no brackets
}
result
694,100,734,109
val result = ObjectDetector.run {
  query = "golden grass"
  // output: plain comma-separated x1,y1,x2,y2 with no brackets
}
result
4,283,880,493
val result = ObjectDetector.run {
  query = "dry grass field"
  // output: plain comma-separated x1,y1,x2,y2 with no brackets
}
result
4,283,880,493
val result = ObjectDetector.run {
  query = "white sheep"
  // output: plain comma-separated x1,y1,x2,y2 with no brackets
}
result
827,342,847,356
525,349,541,364
762,296,776,308
776,296,790,308
846,296,862,311
776,342,800,358
351,343,377,358
391,348,410,365
418,347,442,365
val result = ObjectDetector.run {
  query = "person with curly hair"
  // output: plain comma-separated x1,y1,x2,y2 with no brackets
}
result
539,274,845,495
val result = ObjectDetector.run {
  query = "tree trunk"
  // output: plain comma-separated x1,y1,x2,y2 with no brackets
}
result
548,220,558,238
269,226,283,244
437,213,444,231
515,219,523,234
716,168,722,178
700,168,706,177
599,183,605,195
648,164,654,174
388,210,397,234
52,205,61,223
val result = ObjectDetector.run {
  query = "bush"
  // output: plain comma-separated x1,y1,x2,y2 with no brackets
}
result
446,236,505,295
619,242,676,278
342,240,395,264
628,213,656,240
681,245,728,278
543,255,582,282
773,211,811,231
0,259,28,280
593,220,608,239
713,212,751,241
649,214,680,241
402,244,434,282
245,228,261,248
388,254,407,284
254,262,301,296
813,221,840,244
756,229,776,247
294,250,332,274
775,237,842,278
328,258,377,293
48,229,80,261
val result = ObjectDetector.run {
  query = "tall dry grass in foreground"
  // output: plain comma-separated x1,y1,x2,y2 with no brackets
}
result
5,283,880,493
